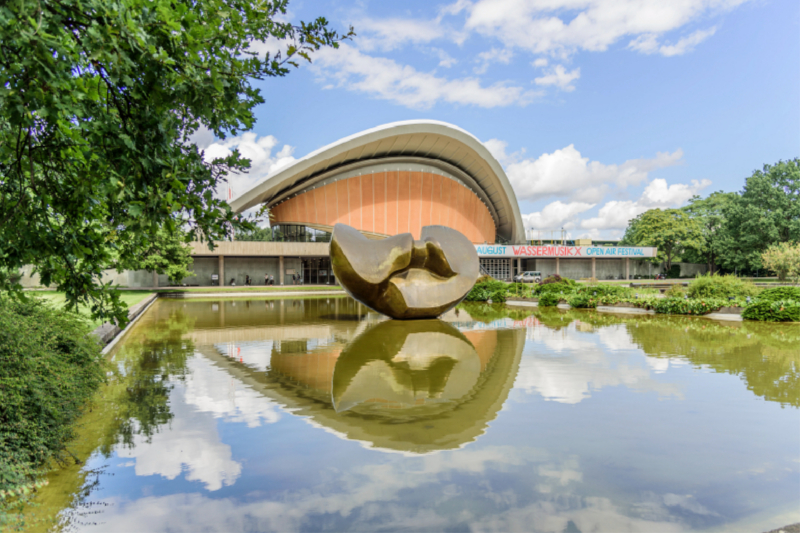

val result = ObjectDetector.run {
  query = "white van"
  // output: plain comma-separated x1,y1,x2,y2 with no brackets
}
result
514,271,542,283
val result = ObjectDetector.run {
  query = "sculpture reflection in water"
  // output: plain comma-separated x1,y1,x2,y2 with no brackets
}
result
198,308,526,454
330,223,480,319
332,320,481,413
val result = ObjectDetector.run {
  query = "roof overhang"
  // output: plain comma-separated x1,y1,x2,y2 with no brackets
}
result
229,120,526,244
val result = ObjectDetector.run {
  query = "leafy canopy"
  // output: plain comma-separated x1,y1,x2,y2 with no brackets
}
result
718,159,800,272
621,208,702,270
0,0,350,323
680,191,737,273
760,242,800,283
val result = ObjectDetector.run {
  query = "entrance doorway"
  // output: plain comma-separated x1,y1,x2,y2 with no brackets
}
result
302,257,336,285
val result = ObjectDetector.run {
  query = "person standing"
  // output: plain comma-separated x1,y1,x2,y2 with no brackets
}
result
265,273,269,285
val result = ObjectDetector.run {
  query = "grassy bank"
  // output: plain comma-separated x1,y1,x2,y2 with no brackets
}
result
0,298,105,530
467,274,800,322
153,285,342,293
33,291,153,328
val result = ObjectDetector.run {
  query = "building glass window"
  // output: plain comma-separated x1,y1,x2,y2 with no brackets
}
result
302,257,336,285
480,258,511,281
271,224,332,243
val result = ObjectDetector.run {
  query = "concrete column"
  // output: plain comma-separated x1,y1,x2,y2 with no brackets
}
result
591,257,596,279
280,299,284,325
279,256,284,285
556,257,560,276
152,270,158,288
218,255,224,286
625,258,630,280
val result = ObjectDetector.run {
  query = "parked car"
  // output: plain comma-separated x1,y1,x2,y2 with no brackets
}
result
514,270,543,283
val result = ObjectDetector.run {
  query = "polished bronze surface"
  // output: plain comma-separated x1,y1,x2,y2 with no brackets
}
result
331,319,480,413
330,223,480,319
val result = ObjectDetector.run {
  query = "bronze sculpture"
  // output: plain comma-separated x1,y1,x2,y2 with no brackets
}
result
330,223,480,319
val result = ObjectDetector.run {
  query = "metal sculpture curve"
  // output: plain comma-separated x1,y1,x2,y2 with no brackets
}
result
330,223,480,320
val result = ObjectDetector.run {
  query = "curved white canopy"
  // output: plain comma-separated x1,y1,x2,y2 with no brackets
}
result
229,120,526,243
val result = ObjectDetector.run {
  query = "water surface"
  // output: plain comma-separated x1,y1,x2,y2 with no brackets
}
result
28,298,800,532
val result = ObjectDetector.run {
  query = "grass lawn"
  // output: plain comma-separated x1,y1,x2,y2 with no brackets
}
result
152,285,343,293
32,291,154,328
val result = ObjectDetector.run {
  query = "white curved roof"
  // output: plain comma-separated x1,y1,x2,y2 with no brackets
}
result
230,120,525,243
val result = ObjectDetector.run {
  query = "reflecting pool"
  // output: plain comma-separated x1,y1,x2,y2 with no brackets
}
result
26,298,800,532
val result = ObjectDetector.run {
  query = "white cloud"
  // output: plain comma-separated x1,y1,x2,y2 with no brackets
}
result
522,201,596,232
502,144,684,202
432,48,458,68
355,17,452,51
514,324,683,404
630,27,718,56
640,178,712,206
312,44,535,110
534,64,581,91
116,352,282,491
460,0,744,57
578,178,711,230
532,57,549,68
474,47,514,74
203,133,297,199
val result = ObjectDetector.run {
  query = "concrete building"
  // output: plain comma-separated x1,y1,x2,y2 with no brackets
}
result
20,121,702,288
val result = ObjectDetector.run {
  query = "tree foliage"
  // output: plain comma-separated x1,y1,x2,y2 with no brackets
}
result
718,159,800,272
133,227,195,285
236,226,273,242
0,0,351,323
681,191,737,273
621,208,702,271
760,242,800,283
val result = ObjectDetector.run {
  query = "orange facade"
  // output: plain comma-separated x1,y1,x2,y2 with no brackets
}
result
270,171,496,243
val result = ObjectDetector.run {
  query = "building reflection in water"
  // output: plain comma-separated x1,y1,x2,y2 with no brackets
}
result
195,301,525,455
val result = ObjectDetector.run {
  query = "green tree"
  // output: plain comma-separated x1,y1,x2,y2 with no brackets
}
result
621,208,703,272
718,159,800,273
681,191,737,274
0,0,351,323
236,226,273,242
132,228,195,285
760,242,800,283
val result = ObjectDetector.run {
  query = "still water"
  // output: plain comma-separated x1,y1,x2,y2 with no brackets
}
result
28,297,800,532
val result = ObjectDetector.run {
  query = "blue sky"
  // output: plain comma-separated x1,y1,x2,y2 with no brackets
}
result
200,0,799,240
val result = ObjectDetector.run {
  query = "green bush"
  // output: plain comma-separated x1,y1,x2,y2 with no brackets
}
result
575,284,627,298
538,292,561,307
687,274,761,299
464,277,509,302
535,276,577,297
757,287,800,302
664,284,686,298
742,300,800,322
567,293,595,308
666,265,681,279
0,297,105,527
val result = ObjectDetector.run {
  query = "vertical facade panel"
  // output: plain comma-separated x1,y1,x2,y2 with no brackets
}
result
374,172,386,236
420,172,433,229
348,176,361,230
398,171,410,235
361,174,374,233
386,170,398,236
336,179,349,226
432,174,443,226
409,170,423,239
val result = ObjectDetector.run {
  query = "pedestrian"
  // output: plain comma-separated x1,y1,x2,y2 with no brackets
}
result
270,275,274,285
265,273,269,285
